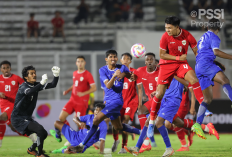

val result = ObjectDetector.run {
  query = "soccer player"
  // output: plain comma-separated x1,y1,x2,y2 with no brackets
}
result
11,65,60,157
125,77,218,156
134,52,159,152
193,18,232,138
50,56,96,143
147,16,206,138
0,60,36,148
68,50,141,153
51,103,107,154
111,53,139,154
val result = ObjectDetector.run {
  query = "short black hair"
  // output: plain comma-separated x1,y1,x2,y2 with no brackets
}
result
106,49,117,58
30,13,35,17
165,16,180,27
155,59,159,63
22,65,36,81
95,103,105,110
76,56,85,60
0,60,11,67
121,52,132,61
145,52,156,58
208,18,221,31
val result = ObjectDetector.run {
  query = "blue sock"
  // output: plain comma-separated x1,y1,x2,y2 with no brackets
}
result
135,126,147,149
62,149,65,154
196,102,209,124
223,84,232,101
158,125,171,148
55,128,61,138
122,123,140,135
82,125,98,145
150,136,155,143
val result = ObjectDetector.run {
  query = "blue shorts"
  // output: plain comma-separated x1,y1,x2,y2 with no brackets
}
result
102,98,123,120
158,98,180,123
62,124,82,147
195,61,222,90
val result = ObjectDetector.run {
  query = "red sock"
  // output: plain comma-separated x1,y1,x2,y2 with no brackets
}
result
113,133,118,141
201,124,206,130
183,128,188,135
122,139,128,148
192,82,204,104
183,119,195,128
138,114,147,129
0,121,6,140
150,96,162,120
64,120,70,126
174,127,185,140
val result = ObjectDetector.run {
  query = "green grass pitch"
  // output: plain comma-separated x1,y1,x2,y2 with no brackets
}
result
1,134,231,157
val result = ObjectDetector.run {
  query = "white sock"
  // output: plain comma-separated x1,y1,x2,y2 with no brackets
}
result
143,139,149,146
182,144,188,147
149,120,155,125
204,126,209,132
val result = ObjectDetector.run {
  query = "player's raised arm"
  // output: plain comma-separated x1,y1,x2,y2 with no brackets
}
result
42,66,60,90
73,117,86,129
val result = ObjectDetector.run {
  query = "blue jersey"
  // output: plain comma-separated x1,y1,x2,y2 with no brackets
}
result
99,64,129,101
196,30,221,63
163,78,184,104
66,114,107,150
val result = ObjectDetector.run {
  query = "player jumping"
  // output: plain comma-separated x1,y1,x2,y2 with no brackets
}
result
147,16,206,139
68,50,141,153
50,56,96,143
11,65,60,157
193,18,232,139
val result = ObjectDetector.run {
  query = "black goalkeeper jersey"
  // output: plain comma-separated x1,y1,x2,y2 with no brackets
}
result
11,76,59,134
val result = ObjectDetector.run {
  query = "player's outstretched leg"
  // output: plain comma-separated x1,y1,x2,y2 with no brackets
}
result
0,121,6,148
27,141,38,156
52,146,68,154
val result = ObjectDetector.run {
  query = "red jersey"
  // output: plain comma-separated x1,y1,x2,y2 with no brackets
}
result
159,28,197,65
179,85,191,110
27,20,39,29
122,67,138,105
0,74,24,108
51,17,64,28
135,66,159,100
71,70,95,103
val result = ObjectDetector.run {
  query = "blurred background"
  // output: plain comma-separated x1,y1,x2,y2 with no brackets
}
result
1,0,232,134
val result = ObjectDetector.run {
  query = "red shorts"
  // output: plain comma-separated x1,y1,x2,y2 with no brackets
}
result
1,105,14,125
158,62,193,86
120,100,138,121
143,99,153,112
62,100,88,117
177,107,190,120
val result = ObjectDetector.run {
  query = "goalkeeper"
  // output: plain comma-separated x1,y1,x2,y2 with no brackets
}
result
11,65,60,157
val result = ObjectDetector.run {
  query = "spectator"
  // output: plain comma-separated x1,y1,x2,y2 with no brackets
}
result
51,11,65,39
73,0,89,24
27,13,39,38
133,4,143,22
197,0,209,10
120,0,130,21
131,0,142,6
111,3,122,22
100,0,116,21
182,0,198,14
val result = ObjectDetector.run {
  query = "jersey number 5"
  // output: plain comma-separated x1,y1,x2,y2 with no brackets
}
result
5,85,11,91
149,83,153,90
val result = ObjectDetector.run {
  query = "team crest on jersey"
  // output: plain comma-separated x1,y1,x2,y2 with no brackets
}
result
155,77,158,82
80,77,84,81
11,81,15,85
182,40,186,45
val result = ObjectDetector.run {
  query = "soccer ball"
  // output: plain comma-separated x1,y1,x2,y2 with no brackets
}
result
131,43,146,58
